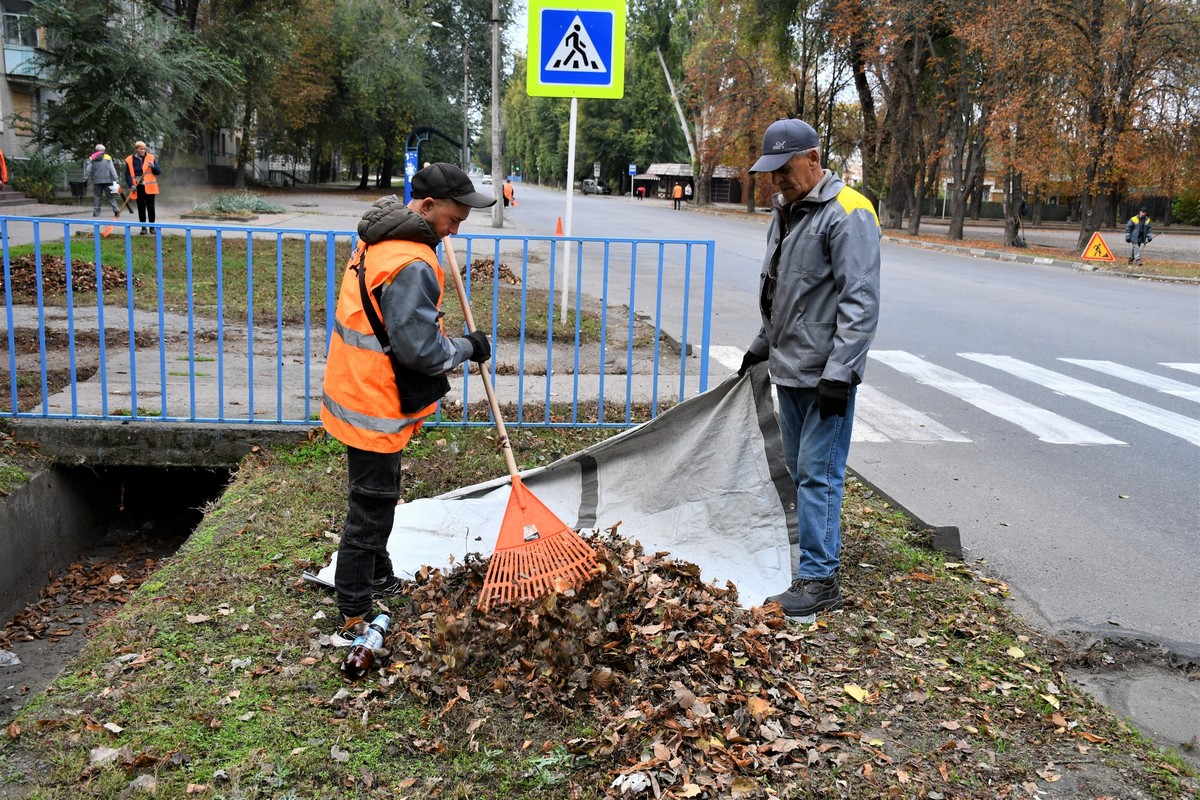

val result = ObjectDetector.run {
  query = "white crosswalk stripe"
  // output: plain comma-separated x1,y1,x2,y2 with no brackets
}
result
853,384,970,444
706,347,1200,446
869,350,1123,445
1061,359,1200,403
962,353,1200,446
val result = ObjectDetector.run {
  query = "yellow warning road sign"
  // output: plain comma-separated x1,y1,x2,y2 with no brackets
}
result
1082,231,1115,262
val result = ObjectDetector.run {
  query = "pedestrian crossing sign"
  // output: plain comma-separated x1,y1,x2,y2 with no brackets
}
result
1082,231,1115,262
527,0,626,98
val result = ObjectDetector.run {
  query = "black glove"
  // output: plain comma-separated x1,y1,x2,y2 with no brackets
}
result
816,379,851,419
465,331,491,363
738,350,767,377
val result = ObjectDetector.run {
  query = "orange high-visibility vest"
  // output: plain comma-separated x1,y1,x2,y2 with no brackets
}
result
320,239,446,453
672,184,682,199
126,153,159,198
503,182,514,201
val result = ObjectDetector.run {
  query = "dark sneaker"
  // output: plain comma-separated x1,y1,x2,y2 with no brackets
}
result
764,577,843,618
371,575,407,598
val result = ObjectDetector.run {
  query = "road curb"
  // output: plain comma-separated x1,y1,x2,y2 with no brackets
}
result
882,234,1200,284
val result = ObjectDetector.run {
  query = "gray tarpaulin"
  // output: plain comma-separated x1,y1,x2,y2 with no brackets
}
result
306,366,798,607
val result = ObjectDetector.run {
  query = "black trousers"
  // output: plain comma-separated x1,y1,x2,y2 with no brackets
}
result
334,446,403,618
135,192,157,224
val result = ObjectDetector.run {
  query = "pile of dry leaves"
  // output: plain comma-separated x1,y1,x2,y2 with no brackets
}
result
466,257,522,286
0,254,133,296
360,533,891,797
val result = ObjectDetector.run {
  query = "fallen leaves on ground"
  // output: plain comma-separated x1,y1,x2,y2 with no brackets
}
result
466,257,521,286
0,254,134,296
318,529,1121,798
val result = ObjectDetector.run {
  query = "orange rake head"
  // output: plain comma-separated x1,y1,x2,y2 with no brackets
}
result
478,476,599,612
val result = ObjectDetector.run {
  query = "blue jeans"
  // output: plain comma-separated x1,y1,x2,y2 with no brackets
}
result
334,446,402,618
776,384,856,580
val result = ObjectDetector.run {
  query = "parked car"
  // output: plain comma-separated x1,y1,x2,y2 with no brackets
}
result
581,178,611,195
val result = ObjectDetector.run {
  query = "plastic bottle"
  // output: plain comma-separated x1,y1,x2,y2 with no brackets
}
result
339,613,390,681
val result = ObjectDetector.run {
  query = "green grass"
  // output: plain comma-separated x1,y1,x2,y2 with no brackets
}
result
1,422,1194,798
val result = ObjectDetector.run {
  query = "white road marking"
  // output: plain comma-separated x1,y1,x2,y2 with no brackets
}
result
962,353,1200,446
1162,362,1200,377
854,384,971,443
709,345,745,374
870,350,1123,445
1061,359,1200,403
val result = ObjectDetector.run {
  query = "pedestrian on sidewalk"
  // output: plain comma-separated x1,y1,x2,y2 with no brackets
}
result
321,163,495,636
672,183,683,209
739,117,881,619
83,145,121,218
503,178,515,208
684,182,693,203
124,141,162,235
1124,208,1153,265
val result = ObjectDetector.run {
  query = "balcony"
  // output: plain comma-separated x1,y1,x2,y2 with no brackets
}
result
3,11,45,81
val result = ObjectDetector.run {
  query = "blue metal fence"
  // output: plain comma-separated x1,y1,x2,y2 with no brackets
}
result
1,215,716,429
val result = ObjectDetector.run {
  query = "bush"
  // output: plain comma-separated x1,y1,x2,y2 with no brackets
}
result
193,192,285,214
1171,190,1200,226
10,149,66,203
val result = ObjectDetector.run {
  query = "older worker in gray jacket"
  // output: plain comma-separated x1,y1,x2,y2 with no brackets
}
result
738,118,881,619
83,144,122,217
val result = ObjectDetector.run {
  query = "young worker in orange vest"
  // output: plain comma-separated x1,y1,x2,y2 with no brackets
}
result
321,163,494,639
124,141,162,235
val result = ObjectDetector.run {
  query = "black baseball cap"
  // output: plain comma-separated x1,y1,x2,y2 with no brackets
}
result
750,119,820,173
410,162,495,208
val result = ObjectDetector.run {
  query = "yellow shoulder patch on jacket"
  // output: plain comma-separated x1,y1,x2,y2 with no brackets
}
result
836,186,880,227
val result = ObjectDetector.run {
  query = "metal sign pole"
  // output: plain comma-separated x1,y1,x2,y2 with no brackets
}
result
561,97,578,325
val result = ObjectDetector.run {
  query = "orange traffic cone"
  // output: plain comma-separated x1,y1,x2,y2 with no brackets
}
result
555,216,563,236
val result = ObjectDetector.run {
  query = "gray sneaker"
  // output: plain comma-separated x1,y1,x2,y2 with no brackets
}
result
764,577,843,618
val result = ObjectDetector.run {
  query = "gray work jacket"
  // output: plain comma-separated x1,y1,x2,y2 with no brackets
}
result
749,171,881,388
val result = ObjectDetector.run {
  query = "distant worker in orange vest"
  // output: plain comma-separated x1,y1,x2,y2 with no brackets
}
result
0,146,7,189
672,182,683,210
124,141,162,235
503,178,516,208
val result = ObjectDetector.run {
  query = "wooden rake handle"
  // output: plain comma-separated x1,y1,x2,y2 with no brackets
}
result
442,237,521,481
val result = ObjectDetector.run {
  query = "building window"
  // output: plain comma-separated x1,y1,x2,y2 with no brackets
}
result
3,13,38,47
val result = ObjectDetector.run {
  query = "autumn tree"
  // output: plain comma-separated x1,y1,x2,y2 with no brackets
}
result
195,0,303,187
682,2,788,208
1043,0,1199,248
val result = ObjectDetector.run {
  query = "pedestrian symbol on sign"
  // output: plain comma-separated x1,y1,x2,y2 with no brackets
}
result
547,16,605,72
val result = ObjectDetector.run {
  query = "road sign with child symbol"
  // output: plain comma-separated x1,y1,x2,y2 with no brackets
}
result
527,0,626,98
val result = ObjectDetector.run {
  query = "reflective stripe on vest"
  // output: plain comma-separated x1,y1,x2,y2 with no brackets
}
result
320,238,446,452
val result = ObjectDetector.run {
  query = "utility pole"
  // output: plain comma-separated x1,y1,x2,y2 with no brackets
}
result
462,44,470,171
490,0,503,227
